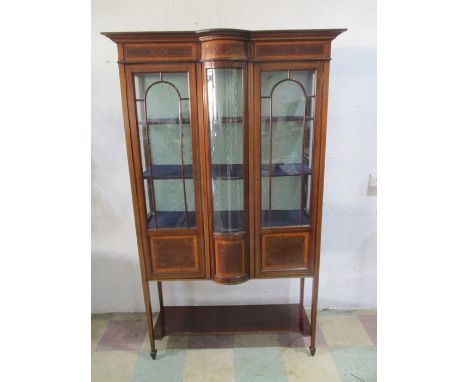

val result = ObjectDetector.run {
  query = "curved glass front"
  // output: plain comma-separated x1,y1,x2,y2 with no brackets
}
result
206,68,245,234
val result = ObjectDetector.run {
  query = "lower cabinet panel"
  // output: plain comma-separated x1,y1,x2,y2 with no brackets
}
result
258,232,312,276
147,232,312,280
214,237,249,283
148,235,204,278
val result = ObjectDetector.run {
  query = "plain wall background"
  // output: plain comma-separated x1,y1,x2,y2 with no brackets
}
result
91,0,376,313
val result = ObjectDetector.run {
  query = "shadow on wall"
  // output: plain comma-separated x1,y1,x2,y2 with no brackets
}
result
92,253,145,313
92,251,302,313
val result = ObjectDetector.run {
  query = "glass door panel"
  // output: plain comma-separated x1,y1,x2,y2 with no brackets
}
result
206,68,245,233
134,72,195,229
260,70,316,227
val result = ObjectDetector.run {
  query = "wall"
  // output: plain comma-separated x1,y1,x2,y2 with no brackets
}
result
91,0,376,312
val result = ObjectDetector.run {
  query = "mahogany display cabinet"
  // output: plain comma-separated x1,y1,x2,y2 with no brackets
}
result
103,28,345,359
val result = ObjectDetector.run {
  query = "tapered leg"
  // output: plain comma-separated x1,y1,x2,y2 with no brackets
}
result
157,281,165,339
157,281,164,311
309,275,319,356
141,279,157,359
299,278,305,333
299,278,305,306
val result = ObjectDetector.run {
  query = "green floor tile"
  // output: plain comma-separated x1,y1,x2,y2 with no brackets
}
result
130,350,187,382
234,347,288,382
92,351,138,382
330,346,377,382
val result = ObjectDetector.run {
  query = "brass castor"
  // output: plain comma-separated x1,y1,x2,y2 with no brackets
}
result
150,350,157,360
309,346,316,356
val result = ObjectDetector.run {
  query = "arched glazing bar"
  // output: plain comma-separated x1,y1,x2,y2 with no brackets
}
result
142,74,191,229
261,70,316,227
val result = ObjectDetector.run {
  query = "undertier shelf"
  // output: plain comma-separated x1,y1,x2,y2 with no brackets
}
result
153,304,311,339
142,163,311,180
147,209,309,230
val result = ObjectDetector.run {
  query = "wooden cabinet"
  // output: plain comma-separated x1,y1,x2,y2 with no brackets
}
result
103,28,345,359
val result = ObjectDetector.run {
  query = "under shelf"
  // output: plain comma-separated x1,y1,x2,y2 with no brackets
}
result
142,163,311,180
153,304,311,339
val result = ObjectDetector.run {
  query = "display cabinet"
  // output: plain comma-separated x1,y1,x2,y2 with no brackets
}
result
103,28,345,359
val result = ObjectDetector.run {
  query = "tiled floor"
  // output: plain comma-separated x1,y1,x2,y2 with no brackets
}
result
92,310,376,382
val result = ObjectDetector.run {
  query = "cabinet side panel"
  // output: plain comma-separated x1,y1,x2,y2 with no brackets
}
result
118,57,151,281
311,62,330,301
247,61,256,277
196,63,212,278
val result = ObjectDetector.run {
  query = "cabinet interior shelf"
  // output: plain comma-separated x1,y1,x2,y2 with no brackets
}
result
142,163,311,180
147,209,309,230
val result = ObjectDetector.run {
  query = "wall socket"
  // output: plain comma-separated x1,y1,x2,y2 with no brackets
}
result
367,173,377,196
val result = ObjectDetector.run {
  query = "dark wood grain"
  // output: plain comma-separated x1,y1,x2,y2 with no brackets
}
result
102,29,345,63
214,237,248,283
201,40,247,61
261,232,310,273
124,63,206,281
253,61,322,280
254,40,329,60
153,304,311,339
310,61,331,355
124,43,198,62
102,29,346,43
104,28,344,357
149,235,199,274
117,53,156,354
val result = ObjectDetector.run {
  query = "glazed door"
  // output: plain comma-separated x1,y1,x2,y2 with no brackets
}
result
254,62,322,277
203,62,249,283
125,63,205,279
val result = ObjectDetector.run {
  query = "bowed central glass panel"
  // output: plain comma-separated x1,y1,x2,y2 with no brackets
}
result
134,72,195,229
260,70,316,227
206,68,245,233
